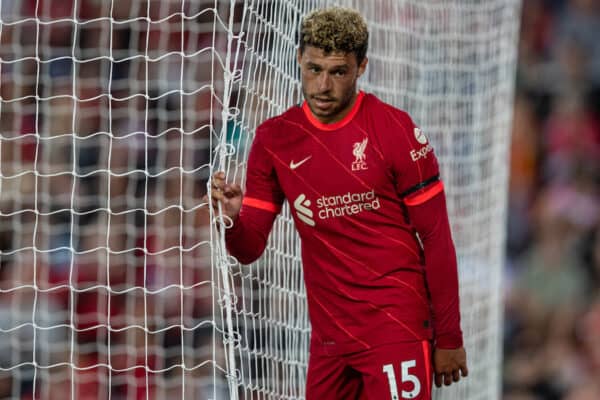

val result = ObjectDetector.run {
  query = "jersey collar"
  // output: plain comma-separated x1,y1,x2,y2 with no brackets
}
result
302,91,365,131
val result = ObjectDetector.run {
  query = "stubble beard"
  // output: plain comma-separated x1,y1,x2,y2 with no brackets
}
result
303,85,356,124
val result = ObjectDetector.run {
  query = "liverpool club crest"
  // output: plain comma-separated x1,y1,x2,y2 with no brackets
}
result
352,137,368,171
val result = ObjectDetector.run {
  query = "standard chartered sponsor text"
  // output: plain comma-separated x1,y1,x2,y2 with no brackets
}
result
316,190,381,219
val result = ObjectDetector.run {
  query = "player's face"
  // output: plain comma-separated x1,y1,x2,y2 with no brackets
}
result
298,46,367,124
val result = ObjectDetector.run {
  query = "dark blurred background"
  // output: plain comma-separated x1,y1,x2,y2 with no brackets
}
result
503,0,600,399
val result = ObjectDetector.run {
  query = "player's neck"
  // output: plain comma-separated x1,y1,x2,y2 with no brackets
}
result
326,91,359,124
303,91,365,131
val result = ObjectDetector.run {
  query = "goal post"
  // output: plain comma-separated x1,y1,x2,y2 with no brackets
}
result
0,1,521,399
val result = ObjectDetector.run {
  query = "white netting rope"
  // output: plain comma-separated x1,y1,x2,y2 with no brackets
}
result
0,1,236,399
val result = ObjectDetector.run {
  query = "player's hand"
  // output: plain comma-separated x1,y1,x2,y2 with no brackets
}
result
203,171,243,221
433,346,468,387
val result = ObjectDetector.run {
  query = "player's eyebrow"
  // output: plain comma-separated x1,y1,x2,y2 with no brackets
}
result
329,65,349,73
305,61,322,69
305,61,349,72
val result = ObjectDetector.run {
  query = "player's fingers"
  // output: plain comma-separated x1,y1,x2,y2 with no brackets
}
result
210,190,224,204
452,368,460,382
434,373,443,388
216,171,226,179
223,183,242,198
212,171,226,181
460,364,469,378
210,173,226,190
229,183,242,193
211,181,224,193
210,191,227,208
444,372,452,386
203,194,219,210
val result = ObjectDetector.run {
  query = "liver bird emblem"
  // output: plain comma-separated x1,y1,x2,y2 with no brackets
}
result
353,137,368,162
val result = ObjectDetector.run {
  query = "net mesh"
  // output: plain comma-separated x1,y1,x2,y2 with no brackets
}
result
0,0,520,399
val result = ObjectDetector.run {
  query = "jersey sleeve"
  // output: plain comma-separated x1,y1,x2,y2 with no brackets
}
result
225,125,285,264
386,109,463,349
407,193,463,349
243,125,286,211
385,109,442,203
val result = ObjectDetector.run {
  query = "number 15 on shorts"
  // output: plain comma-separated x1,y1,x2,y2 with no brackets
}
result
383,360,421,399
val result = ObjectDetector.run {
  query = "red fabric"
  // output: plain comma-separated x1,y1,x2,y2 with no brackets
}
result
405,181,445,206
242,196,282,213
306,341,433,400
226,92,463,354
225,207,278,265
422,340,432,394
302,91,365,131
406,191,463,349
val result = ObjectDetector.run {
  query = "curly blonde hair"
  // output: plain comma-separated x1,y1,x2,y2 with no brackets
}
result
299,7,369,64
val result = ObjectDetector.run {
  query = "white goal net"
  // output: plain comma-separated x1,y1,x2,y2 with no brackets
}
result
0,1,520,399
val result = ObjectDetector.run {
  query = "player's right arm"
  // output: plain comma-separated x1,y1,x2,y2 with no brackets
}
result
206,127,284,264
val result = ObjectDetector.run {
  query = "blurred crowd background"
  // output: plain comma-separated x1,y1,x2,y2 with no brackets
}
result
503,0,600,399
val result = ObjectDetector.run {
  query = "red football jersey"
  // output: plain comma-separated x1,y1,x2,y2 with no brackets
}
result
226,91,462,354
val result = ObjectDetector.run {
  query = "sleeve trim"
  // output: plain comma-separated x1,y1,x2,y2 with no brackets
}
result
404,181,444,206
242,196,281,213
399,174,440,198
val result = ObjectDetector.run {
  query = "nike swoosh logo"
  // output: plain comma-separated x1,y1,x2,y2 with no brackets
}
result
289,155,312,170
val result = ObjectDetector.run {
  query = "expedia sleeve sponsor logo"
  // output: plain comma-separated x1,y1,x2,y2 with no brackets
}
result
410,143,433,162
414,127,428,144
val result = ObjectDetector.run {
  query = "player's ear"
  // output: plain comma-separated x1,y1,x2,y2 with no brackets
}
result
357,56,368,77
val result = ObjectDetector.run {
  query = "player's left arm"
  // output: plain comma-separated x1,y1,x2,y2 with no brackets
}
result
404,185,468,387
387,107,468,387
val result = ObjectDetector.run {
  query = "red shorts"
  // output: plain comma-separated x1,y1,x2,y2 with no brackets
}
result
306,341,433,400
